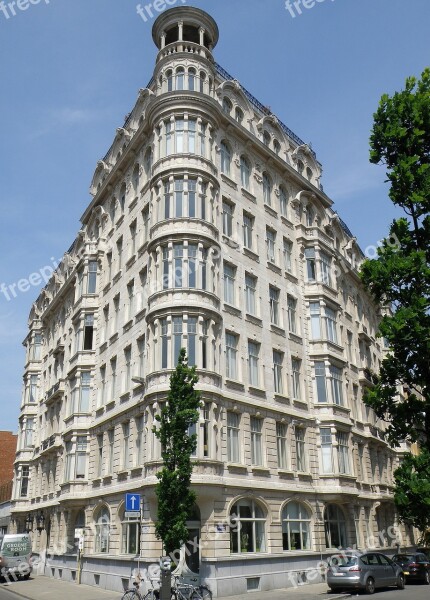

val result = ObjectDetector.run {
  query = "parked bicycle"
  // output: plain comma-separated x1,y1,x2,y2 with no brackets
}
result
171,575,212,600
122,577,160,600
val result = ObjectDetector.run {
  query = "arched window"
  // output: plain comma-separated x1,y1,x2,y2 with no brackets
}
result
166,70,173,92
95,507,110,553
199,71,206,94
273,139,281,155
220,141,231,176
306,206,315,227
324,504,347,549
230,499,266,554
263,131,271,146
176,67,185,91
235,107,244,124
222,97,233,115
121,506,140,555
70,509,86,553
188,68,196,91
306,167,313,181
132,164,139,191
263,172,272,206
297,159,305,175
109,199,116,223
282,502,311,551
240,155,251,189
279,185,288,218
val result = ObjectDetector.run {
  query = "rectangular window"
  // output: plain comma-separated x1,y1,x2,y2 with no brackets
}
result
137,337,145,378
29,375,38,403
174,243,183,288
108,429,114,474
161,319,168,369
79,372,91,412
269,286,280,326
291,358,302,400
222,200,234,237
117,238,123,272
176,119,185,153
320,252,332,286
305,248,316,281
243,213,253,249
130,221,137,257
188,119,196,153
273,350,284,394
83,314,94,350
295,427,306,472
110,358,117,401
250,417,263,466
100,366,106,406
223,263,235,305
227,412,240,463
188,179,197,217
187,317,197,367
320,428,333,474
337,432,350,474
266,228,276,263
203,403,210,457
314,361,328,403
76,436,88,479
175,178,184,218
164,180,172,219
135,416,144,466
276,423,288,469
330,365,344,406
248,341,260,387
309,302,321,339
20,466,29,497
127,281,135,322
325,307,338,343
226,333,238,380
124,347,131,392
87,261,98,294
188,244,198,288
32,334,42,361
113,296,120,334
173,316,182,365
287,295,298,334
97,434,103,478
122,423,131,470
245,274,257,315
347,331,354,363
24,418,34,447
283,239,293,273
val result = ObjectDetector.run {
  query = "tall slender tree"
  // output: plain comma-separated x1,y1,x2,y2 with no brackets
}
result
361,68,430,539
154,348,201,556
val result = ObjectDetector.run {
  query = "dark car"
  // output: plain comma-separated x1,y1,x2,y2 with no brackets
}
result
327,551,405,594
392,553,430,584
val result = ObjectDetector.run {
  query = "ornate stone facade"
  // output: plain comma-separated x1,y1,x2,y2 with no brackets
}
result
11,6,414,596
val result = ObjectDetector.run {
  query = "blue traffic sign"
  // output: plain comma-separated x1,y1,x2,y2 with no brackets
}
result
125,493,141,512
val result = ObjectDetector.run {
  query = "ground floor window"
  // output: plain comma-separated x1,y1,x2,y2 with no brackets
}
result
230,499,266,554
95,507,110,553
325,504,347,548
122,519,140,555
282,502,311,551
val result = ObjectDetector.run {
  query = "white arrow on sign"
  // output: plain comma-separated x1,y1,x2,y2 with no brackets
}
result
130,495,138,510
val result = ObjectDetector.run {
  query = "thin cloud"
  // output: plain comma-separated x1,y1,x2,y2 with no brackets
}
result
27,106,113,140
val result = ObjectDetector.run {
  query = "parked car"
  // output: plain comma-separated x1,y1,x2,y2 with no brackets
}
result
392,553,430,584
327,551,405,594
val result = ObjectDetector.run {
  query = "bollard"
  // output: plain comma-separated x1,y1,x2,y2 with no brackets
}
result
159,556,172,600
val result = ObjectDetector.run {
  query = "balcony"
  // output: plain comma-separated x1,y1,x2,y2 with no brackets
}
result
358,325,372,344
45,379,65,406
38,434,62,457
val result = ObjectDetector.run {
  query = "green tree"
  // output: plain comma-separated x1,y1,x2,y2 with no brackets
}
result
154,348,201,556
361,68,430,538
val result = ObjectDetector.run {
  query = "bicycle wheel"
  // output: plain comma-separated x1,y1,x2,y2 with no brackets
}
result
199,586,212,600
190,591,203,600
122,591,140,600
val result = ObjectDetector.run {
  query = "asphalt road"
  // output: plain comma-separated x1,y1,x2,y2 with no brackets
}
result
346,583,429,599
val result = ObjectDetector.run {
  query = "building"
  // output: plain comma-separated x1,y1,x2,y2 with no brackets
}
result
0,431,18,534
10,6,414,596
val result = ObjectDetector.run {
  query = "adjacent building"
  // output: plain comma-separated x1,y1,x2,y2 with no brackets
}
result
0,431,18,535
10,6,414,596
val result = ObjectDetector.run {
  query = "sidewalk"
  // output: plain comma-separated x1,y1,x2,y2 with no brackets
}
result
1,575,351,600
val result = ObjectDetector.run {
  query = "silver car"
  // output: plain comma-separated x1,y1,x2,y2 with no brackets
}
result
327,551,405,594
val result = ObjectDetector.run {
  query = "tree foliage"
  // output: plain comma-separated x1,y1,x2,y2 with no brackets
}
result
394,449,430,535
361,68,430,536
154,348,201,556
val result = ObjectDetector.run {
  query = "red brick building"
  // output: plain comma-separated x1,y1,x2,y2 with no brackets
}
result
0,431,17,502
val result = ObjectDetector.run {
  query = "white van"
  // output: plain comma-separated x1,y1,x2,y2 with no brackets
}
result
0,534,32,579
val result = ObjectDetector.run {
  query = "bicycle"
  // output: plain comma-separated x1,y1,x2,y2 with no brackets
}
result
171,575,212,600
122,577,161,600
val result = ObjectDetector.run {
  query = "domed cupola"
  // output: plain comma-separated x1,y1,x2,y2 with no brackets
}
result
152,6,219,62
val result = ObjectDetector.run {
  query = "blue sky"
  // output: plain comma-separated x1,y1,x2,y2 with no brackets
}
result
0,0,429,433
